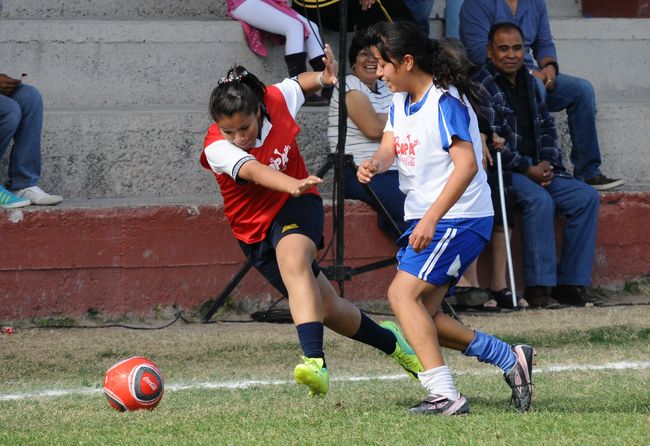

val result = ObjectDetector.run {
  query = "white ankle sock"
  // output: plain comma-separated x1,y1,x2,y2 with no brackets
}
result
417,365,458,400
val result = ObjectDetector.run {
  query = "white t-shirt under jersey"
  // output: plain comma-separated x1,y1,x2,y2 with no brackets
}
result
386,84,493,220
327,74,393,168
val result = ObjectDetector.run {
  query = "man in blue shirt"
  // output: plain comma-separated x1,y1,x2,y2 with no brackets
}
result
473,22,603,309
459,0,623,191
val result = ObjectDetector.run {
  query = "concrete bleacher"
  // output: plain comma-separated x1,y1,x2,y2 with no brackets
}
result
1,0,649,319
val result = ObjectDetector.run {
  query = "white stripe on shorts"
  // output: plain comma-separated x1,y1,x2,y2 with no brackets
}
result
418,227,457,282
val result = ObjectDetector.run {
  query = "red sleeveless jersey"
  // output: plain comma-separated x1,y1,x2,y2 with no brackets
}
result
200,85,319,244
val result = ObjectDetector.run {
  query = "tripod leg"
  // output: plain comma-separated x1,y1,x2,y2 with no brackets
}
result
202,260,254,322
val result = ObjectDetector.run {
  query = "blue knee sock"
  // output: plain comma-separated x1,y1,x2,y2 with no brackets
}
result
462,331,516,373
296,322,326,368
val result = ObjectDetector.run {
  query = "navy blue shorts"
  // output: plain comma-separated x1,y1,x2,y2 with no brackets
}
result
238,194,324,297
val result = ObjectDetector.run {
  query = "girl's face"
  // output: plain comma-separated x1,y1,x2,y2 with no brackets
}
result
216,109,261,151
371,46,408,93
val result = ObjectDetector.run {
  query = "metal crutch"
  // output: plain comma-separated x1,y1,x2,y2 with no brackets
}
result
496,150,518,309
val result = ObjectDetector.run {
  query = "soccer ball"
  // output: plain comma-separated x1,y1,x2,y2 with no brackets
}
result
103,356,164,411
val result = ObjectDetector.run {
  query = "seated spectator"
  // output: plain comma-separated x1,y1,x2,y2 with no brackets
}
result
473,22,602,308
292,0,416,33
327,31,407,240
228,0,331,105
459,0,624,190
0,74,62,208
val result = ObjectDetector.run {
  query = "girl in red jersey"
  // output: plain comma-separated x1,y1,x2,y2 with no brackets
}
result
200,44,422,398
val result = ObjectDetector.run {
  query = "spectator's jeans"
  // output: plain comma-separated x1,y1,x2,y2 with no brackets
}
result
536,73,602,181
344,166,407,241
0,84,43,190
509,173,599,287
403,0,435,36
445,0,464,38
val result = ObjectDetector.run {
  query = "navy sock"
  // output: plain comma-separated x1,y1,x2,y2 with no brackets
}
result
350,312,395,355
296,321,326,368
462,331,516,373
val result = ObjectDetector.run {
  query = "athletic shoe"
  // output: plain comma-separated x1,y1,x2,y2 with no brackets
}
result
294,356,329,398
380,320,423,380
14,186,63,206
0,185,30,208
585,174,624,191
409,393,470,416
504,344,536,412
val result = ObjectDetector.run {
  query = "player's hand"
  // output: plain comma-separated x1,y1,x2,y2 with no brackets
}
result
290,175,322,197
321,44,338,87
409,217,436,254
357,158,379,183
0,74,21,96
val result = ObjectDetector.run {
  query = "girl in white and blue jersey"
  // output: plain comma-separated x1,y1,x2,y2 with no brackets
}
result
359,22,535,415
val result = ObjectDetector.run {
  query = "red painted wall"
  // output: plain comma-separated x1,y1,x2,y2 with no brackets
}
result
1,193,649,320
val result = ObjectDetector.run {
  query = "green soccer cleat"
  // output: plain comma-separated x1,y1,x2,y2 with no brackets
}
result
380,320,424,380
294,356,329,398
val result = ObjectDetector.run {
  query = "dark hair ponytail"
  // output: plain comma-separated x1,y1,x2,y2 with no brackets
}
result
366,22,480,109
209,66,266,121
430,39,481,110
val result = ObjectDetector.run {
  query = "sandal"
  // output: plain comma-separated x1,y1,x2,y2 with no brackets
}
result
489,288,529,309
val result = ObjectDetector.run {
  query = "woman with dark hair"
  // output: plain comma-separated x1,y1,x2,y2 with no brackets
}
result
327,30,406,240
358,21,535,415
200,44,422,399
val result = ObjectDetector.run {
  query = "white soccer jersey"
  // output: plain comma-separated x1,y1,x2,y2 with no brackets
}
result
386,84,493,220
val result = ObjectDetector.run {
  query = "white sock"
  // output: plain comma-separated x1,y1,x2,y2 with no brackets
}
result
417,365,458,400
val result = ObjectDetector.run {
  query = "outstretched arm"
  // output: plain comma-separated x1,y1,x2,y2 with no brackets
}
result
238,160,322,197
296,43,338,95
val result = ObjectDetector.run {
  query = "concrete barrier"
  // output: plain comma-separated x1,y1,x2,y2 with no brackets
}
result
1,192,649,320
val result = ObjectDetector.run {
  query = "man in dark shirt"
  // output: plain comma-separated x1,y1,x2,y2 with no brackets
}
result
480,22,602,308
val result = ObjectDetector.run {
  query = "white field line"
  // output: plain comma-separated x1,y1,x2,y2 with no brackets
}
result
1,361,649,402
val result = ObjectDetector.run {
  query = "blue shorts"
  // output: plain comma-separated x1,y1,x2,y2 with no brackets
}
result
238,194,324,297
396,217,493,286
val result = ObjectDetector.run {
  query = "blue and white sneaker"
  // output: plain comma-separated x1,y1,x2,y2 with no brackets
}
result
0,185,30,208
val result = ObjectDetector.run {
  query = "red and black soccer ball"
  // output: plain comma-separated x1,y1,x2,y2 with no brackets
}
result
103,356,164,411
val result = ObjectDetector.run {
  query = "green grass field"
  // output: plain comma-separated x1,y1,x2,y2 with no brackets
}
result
1,306,649,445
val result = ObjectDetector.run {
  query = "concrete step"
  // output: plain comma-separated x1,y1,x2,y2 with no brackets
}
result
0,19,296,109
2,191,648,319
1,0,229,19
2,98,646,200
551,18,650,100
3,17,647,109
554,100,650,183
0,106,331,199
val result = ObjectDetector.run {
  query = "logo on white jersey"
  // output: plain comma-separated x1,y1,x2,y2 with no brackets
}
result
269,145,291,171
394,134,419,167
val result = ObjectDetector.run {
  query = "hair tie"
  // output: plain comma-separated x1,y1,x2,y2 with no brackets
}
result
217,68,249,86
